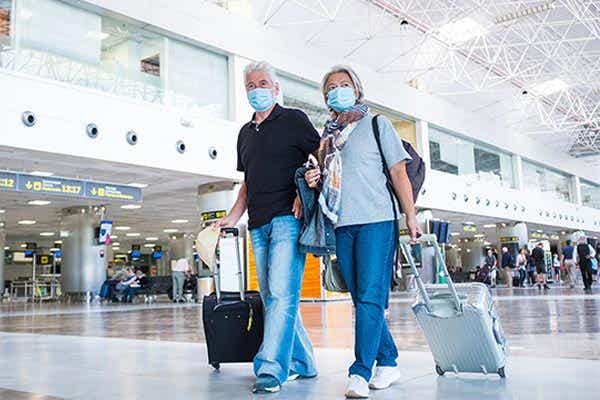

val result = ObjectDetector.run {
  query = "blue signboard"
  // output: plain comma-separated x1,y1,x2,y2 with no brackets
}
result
18,174,84,197
0,170,142,202
85,182,142,202
0,171,18,191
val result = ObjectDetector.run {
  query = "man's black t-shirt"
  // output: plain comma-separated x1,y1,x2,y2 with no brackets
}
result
237,104,320,230
532,247,545,267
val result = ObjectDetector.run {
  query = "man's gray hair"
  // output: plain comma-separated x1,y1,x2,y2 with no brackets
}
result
244,61,279,85
321,64,365,103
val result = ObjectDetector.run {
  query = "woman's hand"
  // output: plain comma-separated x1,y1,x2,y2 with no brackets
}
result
305,167,321,189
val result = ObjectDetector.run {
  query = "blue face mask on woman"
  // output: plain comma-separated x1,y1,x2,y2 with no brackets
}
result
327,87,356,112
247,88,275,112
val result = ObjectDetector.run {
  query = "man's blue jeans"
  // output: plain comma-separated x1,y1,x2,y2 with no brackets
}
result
250,215,317,384
335,220,399,381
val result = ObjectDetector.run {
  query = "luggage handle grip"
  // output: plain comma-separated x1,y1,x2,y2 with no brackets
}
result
221,227,239,236
399,234,462,313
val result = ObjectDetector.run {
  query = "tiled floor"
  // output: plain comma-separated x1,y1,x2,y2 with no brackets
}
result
1,286,599,399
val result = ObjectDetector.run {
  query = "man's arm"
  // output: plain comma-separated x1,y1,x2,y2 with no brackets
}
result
215,182,248,229
388,161,420,240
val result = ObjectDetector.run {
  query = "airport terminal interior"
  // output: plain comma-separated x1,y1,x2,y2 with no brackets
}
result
1,0,600,399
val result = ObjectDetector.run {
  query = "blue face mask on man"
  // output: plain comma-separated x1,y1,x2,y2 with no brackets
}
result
327,87,356,112
247,88,275,112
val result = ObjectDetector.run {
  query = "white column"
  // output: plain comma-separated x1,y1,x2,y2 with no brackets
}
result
572,176,582,205
512,154,524,191
0,221,5,296
415,119,430,167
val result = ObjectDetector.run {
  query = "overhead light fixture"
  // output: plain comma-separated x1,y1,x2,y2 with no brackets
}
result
126,233,140,237
54,240,63,244
164,228,178,233
121,204,142,210
171,219,189,224
474,234,485,238
110,235,118,239
144,243,155,248
29,171,54,177
18,220,36,225
145,237,158,241
39,232,55,237
112,242,120,246
127,182,148,188
437,17,486,43
3,246,9,250
20,244,27,248
85,31,110,40
115,226,131,231
0,209,5,213
530,79,568,96
536,229,543,233
28,200,51,206
450,232,460,236
112,247,120,251
561,231,566,235
464,222,476,226
483,224,496,228
49,247,60,252
494,1,556,24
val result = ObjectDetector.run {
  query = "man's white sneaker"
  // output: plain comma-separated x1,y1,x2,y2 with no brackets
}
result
369,366,401,390
345,375,370,398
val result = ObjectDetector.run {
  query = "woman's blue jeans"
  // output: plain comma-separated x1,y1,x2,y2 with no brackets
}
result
335,220,399,381
250,215,317,384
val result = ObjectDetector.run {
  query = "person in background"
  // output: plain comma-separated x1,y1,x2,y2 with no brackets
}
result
305,65,420,398
500,247,513,288
516,248,528,288
525,248,535,287
531,243,549,290
172,257,190,303
577,236,594,293
115,267,136,301
214,61,319,394
124,269,148,303
561,239,576,289
485,249,498,288
552,253,561,285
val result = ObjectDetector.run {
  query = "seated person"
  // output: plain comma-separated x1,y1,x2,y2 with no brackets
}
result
99,266,130,301
124,269,148,303
115,267,136,300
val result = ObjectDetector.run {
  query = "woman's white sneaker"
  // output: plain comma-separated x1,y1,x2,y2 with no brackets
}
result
369,366,401,390
345,375,370,398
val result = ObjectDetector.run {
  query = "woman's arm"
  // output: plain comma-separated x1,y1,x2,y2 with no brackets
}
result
388,161,420,240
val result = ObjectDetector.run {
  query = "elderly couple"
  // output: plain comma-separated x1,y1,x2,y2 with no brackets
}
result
216,61,420,398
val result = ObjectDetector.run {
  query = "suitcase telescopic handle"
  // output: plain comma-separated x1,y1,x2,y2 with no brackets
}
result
215,227,245,303
221,227,239,236
399,234,463,313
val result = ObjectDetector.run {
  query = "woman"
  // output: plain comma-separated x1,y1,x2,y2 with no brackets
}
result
516,248,528,288
305,65,420,398
552,253,561,285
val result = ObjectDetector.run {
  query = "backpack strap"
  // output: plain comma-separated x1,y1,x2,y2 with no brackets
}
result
372,115,401,285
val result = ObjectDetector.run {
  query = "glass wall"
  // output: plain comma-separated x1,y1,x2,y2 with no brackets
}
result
522,160,572,202
0,0,228,119
581,180,600,209
429,126,514,187
279,73,329,129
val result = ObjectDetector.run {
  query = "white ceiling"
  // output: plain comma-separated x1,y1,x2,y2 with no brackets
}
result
0,147,221,251
212,0,600,164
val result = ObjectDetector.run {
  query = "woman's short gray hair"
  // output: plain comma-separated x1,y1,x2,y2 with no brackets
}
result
244,61,279,85
321,65,365,103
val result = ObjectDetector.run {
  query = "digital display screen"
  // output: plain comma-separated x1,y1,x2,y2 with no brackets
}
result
130,250,141,258
151,251,162,259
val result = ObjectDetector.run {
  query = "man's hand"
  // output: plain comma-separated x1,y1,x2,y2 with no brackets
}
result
292,195,303,219
406,213,422,242
212,214,238,231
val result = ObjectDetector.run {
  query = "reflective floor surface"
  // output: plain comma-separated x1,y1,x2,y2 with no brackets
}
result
1,286,599,399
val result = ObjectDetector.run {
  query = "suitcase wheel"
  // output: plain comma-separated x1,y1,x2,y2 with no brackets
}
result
211,362,220,370
435,365,445,376
498,367,506,378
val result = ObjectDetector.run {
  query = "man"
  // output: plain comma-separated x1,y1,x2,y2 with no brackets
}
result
561,239,576,289
500,247,513,288
576,236,594,293
172,257,190,303
531,243,549,290
484,249,497,288
215,61,320,393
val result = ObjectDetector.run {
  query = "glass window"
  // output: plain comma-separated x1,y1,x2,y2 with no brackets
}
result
522,160,572,202
428,126,514,188
3,0,229,119
371,107,418,150
581,180,600,209
279,73,329,130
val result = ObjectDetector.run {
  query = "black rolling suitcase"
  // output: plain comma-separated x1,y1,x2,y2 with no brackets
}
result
202,227,264,370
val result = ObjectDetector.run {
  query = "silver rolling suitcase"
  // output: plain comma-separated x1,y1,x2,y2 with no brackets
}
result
399,234,509,377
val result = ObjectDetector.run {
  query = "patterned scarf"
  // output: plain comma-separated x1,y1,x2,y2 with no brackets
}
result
317,103,369,223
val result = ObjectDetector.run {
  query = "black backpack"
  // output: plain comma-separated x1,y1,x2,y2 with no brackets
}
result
372,115,426,208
